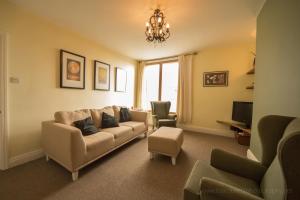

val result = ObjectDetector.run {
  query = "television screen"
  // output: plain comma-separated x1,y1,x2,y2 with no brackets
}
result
232,101,253,128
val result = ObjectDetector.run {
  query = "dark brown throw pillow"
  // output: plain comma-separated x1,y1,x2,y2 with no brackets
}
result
119,107,131,122
101,112,119,128
74,117,98,136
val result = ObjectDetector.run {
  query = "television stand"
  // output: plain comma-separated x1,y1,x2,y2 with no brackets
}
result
216,120,251,146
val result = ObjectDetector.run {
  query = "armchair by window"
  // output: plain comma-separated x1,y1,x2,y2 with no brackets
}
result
150,101,177,129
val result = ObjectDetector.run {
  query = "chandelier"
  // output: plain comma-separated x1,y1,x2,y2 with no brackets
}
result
145,9,170,43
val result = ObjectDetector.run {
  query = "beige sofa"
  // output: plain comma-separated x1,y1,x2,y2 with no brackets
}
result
42,106,148,181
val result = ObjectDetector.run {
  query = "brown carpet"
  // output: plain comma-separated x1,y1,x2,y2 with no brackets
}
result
0,132,247,200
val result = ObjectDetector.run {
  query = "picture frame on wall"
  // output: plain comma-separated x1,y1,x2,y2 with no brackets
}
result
60,49,85,89
115,67,127,92
203,71,229,87
94,60,110,91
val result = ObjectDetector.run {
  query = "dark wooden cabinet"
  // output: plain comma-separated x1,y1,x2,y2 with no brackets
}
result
217,120,251,146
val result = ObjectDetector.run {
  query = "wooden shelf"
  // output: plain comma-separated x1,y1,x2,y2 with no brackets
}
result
246,85,254,90
217,120,251,135
246,68,255,90
246,68,255,75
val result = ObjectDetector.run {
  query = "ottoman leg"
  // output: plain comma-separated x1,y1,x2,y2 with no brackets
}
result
150,152,155,159
72,171,79,181
171,157,176,165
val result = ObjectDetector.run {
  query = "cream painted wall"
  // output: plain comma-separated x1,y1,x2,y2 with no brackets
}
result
191,41,255,136
0,0,137,158
250,0,300,160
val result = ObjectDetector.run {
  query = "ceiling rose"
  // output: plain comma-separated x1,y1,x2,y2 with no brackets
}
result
145,9,170,43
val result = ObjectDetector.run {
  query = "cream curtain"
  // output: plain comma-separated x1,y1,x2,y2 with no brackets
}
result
135,61,145,108
176,55,193,124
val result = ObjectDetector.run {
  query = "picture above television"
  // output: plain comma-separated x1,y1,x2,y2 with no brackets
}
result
232,101,253,128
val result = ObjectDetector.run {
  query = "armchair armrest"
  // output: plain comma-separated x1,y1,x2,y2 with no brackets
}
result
130,110,148,126
42,121,86,172
200,177,263,200
152,114,158,119
151,114,158,128
168,113,177,120
211,149,267,182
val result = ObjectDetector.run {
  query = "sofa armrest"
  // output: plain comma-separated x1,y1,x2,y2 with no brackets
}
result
200,177,263,200
211,149,267,182
42,121,86,172
130,110,148,126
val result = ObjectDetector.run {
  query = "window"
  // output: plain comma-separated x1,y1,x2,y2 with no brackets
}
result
161,62,179,112
141,64,160,110
141,61,179,112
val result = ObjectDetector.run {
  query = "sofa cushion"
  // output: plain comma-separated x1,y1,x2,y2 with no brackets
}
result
83,132,114,160
90,107,115,128
74,117,98,136
112,105,121,122
119,107,132,122
54,110,91,126
102,126,133,146
119,121,146,136
101,112,119,128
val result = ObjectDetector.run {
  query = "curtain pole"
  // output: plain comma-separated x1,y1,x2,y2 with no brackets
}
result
140,52,198,63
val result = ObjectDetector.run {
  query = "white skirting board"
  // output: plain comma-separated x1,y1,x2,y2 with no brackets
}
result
9,149,44,168
178,124,235,138
6,136,257,168
247,149,259,162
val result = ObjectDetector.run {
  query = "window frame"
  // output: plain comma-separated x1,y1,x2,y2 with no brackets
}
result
144,59,179,103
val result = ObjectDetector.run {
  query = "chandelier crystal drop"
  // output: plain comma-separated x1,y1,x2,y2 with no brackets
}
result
145,9,170,43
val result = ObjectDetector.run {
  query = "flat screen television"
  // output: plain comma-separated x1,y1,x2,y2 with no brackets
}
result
232,101,253,128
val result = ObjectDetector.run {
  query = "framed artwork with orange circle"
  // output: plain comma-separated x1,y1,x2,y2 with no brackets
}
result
60,49,85,89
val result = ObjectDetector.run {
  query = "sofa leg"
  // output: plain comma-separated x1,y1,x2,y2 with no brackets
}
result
144,132,148,138
150,152,155,160
171,157,176,165
72,171,79,181
46,155,49,162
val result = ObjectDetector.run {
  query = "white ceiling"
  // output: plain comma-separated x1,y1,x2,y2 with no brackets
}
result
9,0,265,60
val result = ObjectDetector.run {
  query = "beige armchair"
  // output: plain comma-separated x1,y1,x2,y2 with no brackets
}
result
184,115,300,200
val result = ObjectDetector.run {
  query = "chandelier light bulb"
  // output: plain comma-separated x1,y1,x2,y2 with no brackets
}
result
166,23,170,29
145,22,149,27
157,17,162,23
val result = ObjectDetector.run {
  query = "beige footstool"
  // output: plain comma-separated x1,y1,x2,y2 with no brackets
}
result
148,127,183,165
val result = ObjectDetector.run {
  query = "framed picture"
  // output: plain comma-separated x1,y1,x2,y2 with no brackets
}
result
203,71,228,87
94,60,110,91
60,49,85,89
115,67,127,92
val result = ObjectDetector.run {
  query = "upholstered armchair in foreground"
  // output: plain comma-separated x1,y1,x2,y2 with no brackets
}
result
184,115,300,200
150,101,177,129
